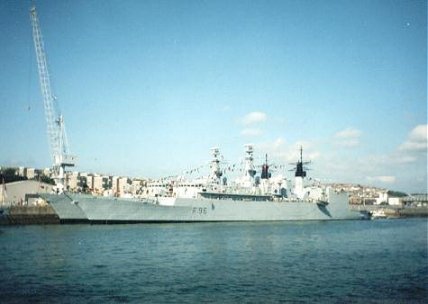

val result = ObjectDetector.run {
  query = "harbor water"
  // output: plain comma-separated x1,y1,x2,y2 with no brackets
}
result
0,219,427,303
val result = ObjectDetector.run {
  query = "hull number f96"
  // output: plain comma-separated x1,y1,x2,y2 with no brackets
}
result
192,207,207,215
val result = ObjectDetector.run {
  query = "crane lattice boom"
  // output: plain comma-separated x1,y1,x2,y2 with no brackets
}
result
30,6,75,193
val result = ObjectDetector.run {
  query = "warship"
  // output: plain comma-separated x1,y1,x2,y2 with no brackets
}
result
39,146,365,223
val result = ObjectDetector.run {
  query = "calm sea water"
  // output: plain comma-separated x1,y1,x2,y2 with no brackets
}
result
0,219,427,303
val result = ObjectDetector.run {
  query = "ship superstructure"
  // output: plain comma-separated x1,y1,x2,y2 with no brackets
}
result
140,145,326,205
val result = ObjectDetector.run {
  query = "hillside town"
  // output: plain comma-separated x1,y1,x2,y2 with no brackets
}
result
1,166,143,201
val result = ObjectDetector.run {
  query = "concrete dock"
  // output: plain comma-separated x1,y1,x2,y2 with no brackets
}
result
0,205,60,225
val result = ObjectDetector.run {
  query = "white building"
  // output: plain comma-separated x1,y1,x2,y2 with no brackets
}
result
25,168,36,179
67,172,79,191
375,191,388,205
18,167,25,177
92,175,104,194
43,168,52,177
131,179,144,195
388,197,402,206
112,176,131,196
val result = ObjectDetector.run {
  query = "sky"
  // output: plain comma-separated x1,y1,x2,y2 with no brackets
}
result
0,0,426,193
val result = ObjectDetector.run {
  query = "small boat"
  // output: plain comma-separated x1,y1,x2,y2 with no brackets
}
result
370,209,387,219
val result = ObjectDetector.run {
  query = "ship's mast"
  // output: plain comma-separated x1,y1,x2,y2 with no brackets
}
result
244,144,256,179
210,147,223,181
295,146,307,178
290,146,310,199
30,6,75,193
261,154,270,179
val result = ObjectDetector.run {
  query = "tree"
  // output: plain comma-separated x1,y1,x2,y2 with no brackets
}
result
39,175,55,185
1,168,27,183
387,190,408,198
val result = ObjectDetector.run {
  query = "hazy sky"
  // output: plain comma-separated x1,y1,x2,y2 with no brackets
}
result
0,0,426,192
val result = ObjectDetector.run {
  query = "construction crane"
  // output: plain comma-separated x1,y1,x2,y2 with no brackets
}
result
30,6,75,193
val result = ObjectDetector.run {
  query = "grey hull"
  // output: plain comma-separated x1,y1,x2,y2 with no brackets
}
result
40,190,363,223
41,193,88,223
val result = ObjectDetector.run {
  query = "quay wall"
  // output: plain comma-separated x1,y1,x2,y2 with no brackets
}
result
350,205,428,217
398,207,428,217
0,205,60,225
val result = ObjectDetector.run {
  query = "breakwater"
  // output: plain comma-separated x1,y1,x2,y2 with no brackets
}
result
350,205,428,217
